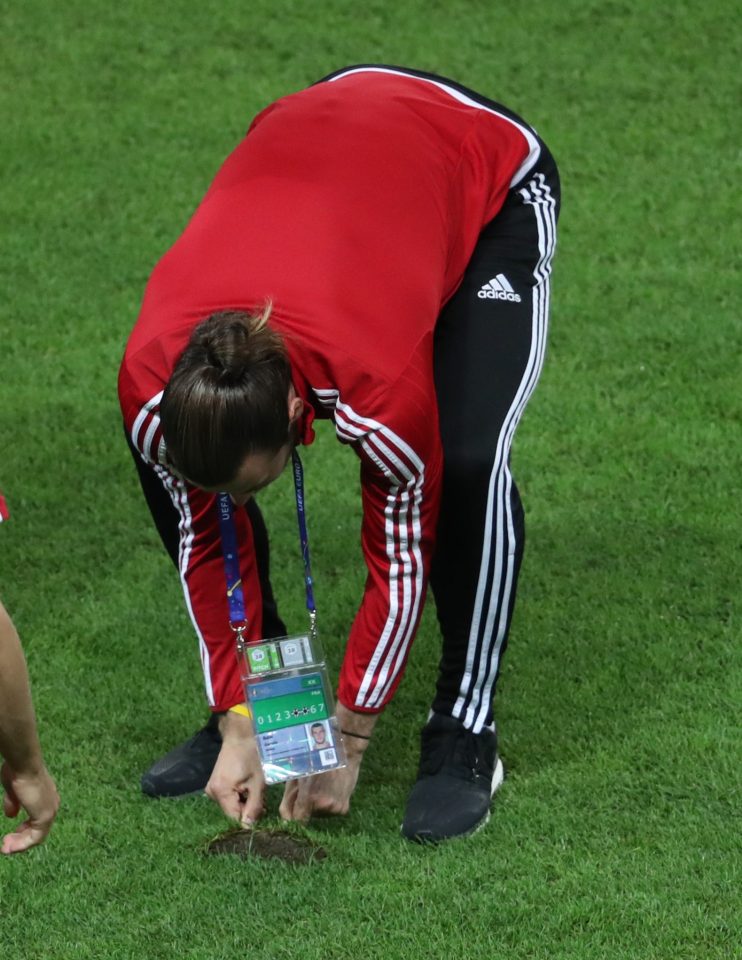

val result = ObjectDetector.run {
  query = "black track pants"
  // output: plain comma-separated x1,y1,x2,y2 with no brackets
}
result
430,148,560,733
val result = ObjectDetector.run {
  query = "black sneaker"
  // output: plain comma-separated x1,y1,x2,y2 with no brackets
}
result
141,713,223,798
401,713,504,843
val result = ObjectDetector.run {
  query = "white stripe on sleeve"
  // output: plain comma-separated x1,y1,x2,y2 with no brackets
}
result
310,388,426,709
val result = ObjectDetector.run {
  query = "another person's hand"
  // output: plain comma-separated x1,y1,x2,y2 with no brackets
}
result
205,709,266,827
1,761,59,855
279,703,376,822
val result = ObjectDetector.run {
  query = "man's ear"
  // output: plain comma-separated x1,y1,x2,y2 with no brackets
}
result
287,388,304,425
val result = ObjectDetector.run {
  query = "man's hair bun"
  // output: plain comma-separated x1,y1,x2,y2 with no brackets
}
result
160,304,292,487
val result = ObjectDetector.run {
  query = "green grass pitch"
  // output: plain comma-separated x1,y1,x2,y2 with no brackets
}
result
0,1,739,958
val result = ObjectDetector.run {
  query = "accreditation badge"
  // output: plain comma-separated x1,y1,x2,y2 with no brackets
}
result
238,633,347,784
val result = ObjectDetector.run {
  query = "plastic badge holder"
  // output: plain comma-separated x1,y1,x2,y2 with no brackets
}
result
239,632,347,785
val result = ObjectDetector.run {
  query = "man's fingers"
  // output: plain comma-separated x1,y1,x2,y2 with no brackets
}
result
1,821,46,855
278,780,298,820
282,782,319,822
281,773,354,822
290,792,313,822
206,780,243,822
240,796,261,827
207,776,264,826
240,779,265,826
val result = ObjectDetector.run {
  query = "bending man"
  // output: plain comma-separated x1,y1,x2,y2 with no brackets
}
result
118,65,560,842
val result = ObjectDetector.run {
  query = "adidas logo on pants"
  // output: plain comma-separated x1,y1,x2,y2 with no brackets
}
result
478,273,522,302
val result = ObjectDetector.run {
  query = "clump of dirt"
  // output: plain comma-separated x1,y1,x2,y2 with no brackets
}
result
206,827,327,865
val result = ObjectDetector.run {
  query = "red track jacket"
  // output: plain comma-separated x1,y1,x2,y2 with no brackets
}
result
118,66,540,712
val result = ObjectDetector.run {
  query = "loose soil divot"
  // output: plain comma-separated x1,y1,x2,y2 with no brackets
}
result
206,827,327,865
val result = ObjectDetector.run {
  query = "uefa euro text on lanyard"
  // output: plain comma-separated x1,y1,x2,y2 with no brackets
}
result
217,450,346,784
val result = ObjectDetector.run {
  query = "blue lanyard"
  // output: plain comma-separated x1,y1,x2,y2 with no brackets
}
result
216,492,247,627
291,449,316,618
217,449,316,637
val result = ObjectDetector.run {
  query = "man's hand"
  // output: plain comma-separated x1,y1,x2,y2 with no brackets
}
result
279,703,377,822
279,752,363,820
1,761,59,855
205,710,266,827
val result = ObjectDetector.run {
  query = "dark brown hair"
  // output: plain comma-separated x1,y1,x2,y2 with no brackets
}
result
159,307,293,487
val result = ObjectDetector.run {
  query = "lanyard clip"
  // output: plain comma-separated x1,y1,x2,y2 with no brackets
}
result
231,621,248,652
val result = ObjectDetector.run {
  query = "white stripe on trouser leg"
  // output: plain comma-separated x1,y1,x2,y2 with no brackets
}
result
453,174,557,733
452,306,544,728
466,177,557,730
454,309,544,732
469,181,556,730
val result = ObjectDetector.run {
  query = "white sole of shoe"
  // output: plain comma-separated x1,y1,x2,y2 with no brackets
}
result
468,756,506,838
400,756,506,843
491,756,505,797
